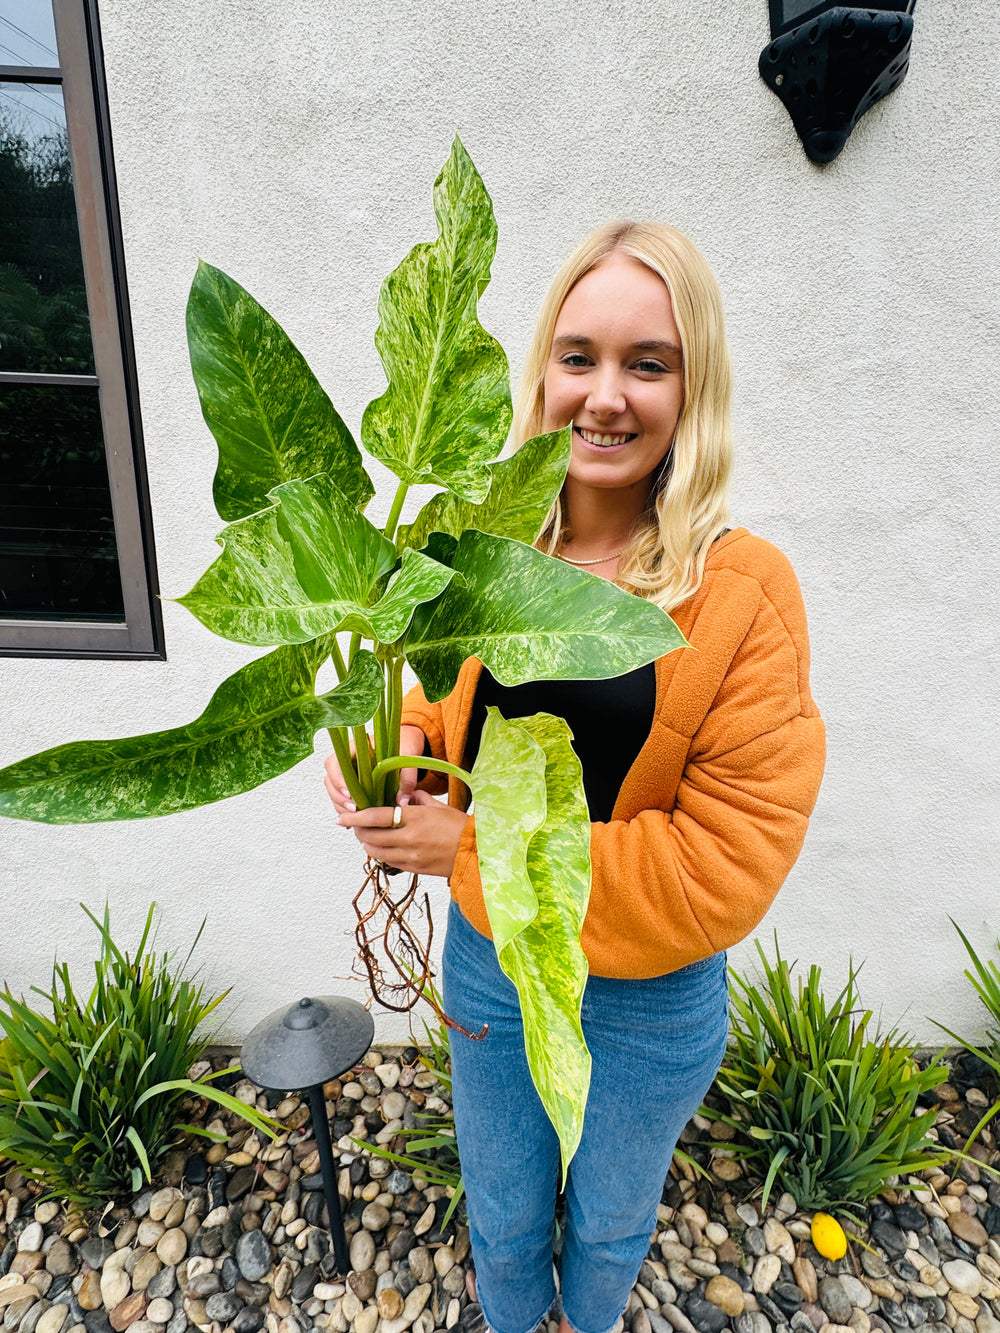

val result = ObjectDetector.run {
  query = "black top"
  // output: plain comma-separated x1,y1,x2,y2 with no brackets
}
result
463,664,658,823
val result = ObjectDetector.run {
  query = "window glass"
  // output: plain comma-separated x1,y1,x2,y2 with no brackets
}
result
0,383,124,619
0,81,94,374
0,2,58,68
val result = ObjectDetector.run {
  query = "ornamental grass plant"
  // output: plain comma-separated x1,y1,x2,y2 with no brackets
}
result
703,937,949,1215
932,919,1000,1148
0,903,275,1204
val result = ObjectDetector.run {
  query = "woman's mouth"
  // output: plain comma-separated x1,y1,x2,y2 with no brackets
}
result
575,426,637,450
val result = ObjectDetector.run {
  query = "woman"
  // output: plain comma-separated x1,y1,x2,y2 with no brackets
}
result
327,222,826,1333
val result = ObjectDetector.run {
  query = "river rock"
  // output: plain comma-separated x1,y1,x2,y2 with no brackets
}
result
109,1293,148,1331
705,1276,745,1316
349,1229,375,1273
378,1289,404,1320
840,1276,874,1310
76,1273,102,1312
100,1273,129,1312
763,1220,796,1264
235,1231,273,1283
735,1315,771,1333
205,1293,243,1323
943,1262,983,1297
408,1249,434,1285
951,1216,990,1249
661,1306,699,1333
153,1233,185,1269
754,1255,782,1295
745,1228,767,1257
43,1243,74,1278
361,1203,390,1232
819,1278,853,1325
685,1292,730,1333
18,1228,43,1255
794,1258,818,1304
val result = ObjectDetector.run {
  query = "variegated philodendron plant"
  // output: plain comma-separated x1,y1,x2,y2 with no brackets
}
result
0,140,687,1176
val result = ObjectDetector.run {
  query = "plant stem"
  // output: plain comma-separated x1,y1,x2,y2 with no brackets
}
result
383,481,410,545
329,638,349,682
327,727,368,808
371,754,473,788
352,724,375,797
371,659,392,806
383,654,406,806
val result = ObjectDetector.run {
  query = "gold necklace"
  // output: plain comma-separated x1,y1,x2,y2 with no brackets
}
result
557,547,626,566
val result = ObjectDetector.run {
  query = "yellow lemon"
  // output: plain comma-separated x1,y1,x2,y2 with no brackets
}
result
811,1211,847,1261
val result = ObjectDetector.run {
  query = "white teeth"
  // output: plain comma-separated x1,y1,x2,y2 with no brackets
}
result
579,428,632,447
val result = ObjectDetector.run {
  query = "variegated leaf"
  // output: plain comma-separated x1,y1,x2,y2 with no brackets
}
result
361,138,511,502
466,709,547,950
403,529,689,702
0,645,382,824
187,262,373,520
471,708,592,1178
398,427,572,552
177,474,454,646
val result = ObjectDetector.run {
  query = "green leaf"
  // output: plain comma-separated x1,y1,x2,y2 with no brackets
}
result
125,1125,152,1184
177,473,454,647
187,260,373,520
470,709,592,1180
404,530,689,702
361,137,511,502
0,643,382,823
398,427,572,552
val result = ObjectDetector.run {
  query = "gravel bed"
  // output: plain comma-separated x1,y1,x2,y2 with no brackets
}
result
0,1049,997,1333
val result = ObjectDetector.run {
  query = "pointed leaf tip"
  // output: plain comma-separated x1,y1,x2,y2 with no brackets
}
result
362,142,510,502
186,262,372,521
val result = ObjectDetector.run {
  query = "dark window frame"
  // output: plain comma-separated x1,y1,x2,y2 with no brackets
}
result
0,0,164,659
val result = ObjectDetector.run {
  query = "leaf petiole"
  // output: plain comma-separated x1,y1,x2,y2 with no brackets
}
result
327,727,368,809
370,754,472,789
383,481,410,546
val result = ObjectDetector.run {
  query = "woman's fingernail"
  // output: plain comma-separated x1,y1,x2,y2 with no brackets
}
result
345,802,356,812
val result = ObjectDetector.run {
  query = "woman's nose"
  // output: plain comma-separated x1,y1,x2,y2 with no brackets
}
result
586,369,627,418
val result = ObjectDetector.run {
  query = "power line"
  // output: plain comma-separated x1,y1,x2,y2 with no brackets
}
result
0,15,58,61
0,88,64,134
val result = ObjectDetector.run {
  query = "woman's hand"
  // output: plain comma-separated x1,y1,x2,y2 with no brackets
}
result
323,724,426,819
338,791,468,878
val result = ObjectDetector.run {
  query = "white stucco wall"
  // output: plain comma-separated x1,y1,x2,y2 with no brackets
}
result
2,1,997,1048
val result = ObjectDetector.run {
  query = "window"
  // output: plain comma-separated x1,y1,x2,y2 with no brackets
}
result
0,0,162,657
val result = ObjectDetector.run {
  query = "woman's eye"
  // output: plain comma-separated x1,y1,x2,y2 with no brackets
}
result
635,358,669,374
559,353,591,368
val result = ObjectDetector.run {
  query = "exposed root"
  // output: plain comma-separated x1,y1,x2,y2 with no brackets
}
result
352,857,487,1041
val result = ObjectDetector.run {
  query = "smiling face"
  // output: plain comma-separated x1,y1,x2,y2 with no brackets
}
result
542,251,684,500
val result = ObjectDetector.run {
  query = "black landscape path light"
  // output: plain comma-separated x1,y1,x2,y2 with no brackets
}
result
241,995,375,1275
759,0,917,162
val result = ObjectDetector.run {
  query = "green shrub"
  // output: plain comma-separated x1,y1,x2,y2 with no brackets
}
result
936,919,1000,1073
932,920,1000,1149
703,937,948,1214
0,902,276,1203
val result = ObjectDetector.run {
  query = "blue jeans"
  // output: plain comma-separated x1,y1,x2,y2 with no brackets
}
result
442,900,729,1333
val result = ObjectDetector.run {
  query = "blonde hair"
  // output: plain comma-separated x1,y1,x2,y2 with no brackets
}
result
513,221,733,613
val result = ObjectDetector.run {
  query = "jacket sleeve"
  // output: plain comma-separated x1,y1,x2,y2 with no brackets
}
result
399,681,450,796
449,559,826,978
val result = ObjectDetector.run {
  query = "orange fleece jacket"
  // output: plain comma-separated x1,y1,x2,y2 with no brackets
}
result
400,528,826,979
